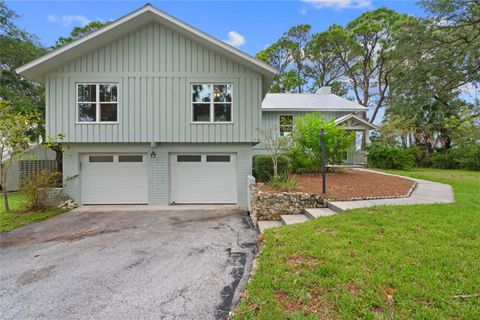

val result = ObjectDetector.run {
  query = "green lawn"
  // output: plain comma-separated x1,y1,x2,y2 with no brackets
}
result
0,192,68,233
234,169,480,319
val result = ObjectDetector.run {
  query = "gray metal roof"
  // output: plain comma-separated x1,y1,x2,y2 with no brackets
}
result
262,93,367,112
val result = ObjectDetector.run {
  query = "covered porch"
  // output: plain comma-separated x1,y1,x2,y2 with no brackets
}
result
334,113,378,166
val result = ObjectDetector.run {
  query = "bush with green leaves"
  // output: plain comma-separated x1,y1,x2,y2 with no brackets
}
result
431,149,461,169
431,145,480,171
291,113,355,167
366,143,415,169
462,145,480,171
287,147,317,173
253,155,290,182
22,170,62,210
269,175,297,192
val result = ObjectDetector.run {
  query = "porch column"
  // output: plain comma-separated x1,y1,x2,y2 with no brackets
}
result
364,129,370,144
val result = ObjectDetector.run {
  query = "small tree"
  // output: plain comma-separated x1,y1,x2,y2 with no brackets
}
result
256,127,291,178
0,101,39,211
292,113,355,165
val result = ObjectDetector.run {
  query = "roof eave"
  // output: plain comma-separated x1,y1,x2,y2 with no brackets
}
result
16,4,277,86
334,114,378,130
262,108,367,112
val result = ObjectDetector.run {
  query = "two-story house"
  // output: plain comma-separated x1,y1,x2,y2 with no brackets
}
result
17,4,276,206
17,4,377,207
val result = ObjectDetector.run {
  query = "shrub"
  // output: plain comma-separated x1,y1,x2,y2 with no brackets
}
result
269,175,297,191
366,143,414,169
22,170,62,210
430,145,480,171
410,146,434,168
287,147,317,173
431,150,461,169
253,154,290,182
460,145,480,171
291,113,355,166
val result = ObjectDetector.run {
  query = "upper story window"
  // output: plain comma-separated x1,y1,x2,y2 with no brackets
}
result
77,83,118,123
279,114,293,136
192,84,232,123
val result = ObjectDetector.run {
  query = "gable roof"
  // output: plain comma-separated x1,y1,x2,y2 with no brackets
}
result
334,113,378,130
261,93,367,112
16,4,276,93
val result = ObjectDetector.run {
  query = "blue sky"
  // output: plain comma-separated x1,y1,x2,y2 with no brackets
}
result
7,0,424,55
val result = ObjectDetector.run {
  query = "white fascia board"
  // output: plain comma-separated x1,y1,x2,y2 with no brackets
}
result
262,108,367,112
16,5,276,85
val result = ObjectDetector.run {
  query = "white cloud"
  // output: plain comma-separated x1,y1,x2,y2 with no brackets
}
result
47,14,59,22
302,0,372,9
223,31,245,47
298,6,308,15
47,14,91,27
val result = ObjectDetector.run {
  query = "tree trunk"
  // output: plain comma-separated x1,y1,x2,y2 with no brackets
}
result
272,156,278,178
49,145,63,187
1,166,10,212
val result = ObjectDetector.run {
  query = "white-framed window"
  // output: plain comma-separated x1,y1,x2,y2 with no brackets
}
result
77,83,118,123
279,114,293,136
192,84,232,123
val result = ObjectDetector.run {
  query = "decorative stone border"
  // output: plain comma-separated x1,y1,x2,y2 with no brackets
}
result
249,179,417,226
323,181,417,202
249,183,325,227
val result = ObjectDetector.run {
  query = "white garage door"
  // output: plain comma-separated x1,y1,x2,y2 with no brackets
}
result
170,154,237,204
81,154,148,204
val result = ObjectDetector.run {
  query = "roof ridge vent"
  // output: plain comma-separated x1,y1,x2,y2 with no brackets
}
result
316,86,331,94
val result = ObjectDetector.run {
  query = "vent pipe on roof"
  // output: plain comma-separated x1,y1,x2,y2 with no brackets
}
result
316,86,331,94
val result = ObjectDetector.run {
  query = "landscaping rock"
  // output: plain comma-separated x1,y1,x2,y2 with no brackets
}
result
249,183,324,226
58,199,78,210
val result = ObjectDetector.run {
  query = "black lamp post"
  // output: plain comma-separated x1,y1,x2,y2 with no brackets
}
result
318,128,326,194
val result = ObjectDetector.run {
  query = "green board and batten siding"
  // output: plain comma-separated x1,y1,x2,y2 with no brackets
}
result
45,21,263,144
261,111,348,132
47,20,266,205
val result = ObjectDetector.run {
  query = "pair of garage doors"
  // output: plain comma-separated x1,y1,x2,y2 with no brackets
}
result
80,153,237,204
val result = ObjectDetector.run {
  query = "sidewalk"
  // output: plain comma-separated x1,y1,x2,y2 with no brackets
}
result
327,169,455,211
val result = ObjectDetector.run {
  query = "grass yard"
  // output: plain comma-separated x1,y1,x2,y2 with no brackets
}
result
234,169,480,319
0,192,68,233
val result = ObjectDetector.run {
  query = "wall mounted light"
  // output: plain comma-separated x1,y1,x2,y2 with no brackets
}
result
150,140,157,159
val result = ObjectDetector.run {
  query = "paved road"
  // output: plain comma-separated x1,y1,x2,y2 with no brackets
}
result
0,206,258,320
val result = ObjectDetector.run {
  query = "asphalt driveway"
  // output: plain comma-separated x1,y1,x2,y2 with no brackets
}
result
0,206,258,320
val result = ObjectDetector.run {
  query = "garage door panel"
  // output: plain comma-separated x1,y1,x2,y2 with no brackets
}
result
170,154,237,204
81,154,148,204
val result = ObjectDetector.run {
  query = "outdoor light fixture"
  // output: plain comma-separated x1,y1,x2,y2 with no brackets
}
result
318,128,326,194
150,140,157,159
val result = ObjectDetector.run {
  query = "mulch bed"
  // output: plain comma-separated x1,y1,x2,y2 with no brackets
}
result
260,169,416,201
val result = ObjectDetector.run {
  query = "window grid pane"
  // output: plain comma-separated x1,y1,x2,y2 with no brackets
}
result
100,84,118,102
119,155,143,162
77,83,118,123
192,84,232,123
279,115,293,136
193,103,211,122
177,155,202,162
206,155,230,162
192,84,211,102
214,103,232,122
100,103,118,122
89,156,114,163
78,103,96,122
78,84,96,102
